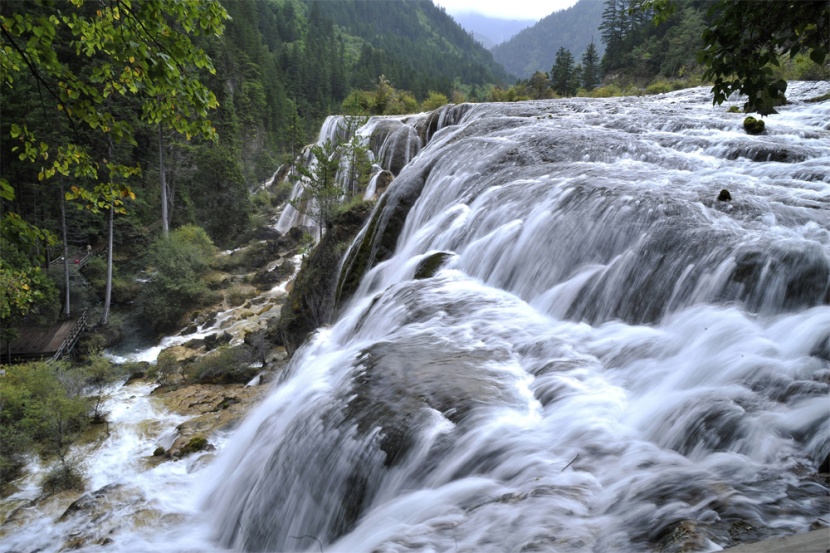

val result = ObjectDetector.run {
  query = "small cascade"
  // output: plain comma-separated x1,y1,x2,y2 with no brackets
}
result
274,106,476,237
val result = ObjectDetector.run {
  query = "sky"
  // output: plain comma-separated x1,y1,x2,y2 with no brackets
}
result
432,0,579,21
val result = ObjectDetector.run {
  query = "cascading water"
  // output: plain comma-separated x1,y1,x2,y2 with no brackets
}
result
2,86,827,553
203,83,830,552
275,109,459,236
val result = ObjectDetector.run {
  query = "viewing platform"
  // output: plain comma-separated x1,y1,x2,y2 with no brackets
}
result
0,310,88,364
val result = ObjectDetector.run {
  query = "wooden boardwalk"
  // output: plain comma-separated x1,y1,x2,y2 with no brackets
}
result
1,311,87,364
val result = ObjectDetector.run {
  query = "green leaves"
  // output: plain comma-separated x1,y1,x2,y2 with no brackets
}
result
2,0,228,206
699,0,829,115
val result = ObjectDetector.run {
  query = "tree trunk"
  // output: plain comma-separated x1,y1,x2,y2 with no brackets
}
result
100,201,114,326
159,124,169,237
60,183,71,318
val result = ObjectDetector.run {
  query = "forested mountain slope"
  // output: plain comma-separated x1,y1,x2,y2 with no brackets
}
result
492,0,604,79
308,0,511,97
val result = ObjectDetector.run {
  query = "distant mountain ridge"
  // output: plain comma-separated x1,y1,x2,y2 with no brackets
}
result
491,0,605,79
450,12,536,49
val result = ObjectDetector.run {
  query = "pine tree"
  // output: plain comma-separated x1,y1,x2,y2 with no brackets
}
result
582,42,601,90
550,47,577,97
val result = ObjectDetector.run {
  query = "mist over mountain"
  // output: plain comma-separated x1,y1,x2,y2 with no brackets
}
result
492,0,605,79
449,12,536,49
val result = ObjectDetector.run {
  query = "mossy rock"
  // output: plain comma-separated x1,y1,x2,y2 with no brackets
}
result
336,160,433,307
179,435,210,456
187,344,257,384
279,201,374,355
743,116,765,135
413,252,454,280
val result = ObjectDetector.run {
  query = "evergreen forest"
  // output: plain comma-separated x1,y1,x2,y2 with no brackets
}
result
0,0,509,346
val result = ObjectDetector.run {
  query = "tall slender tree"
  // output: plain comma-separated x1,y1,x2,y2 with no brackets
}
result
582,42,601,90
550,47,577,96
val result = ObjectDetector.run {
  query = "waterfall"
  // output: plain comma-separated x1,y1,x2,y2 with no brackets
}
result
208,84,830,552
275,110,467,237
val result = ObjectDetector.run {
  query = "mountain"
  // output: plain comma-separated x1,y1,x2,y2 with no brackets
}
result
306,0,512,97
491,0,605,79
449,12,536,49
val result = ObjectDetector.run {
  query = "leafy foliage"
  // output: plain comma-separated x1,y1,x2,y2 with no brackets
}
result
599,0,829,113
697,0,829,114
0,361,92,486
0,0,226,209
141,225,216,333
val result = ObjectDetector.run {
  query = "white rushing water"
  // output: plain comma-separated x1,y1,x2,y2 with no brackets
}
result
2,85,828,553
206,84,830,553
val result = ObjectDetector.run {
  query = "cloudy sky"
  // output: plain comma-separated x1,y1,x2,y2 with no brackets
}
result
432,0,579,20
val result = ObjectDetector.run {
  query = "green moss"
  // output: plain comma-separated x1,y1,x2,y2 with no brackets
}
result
179,435,209,456
743,116,766,135
336,195,388,305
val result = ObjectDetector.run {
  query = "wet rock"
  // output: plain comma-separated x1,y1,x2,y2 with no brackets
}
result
717,189,732,202
203,331,231,351
253,227,282,241
727,244,829,312
157,382,270,454
811,335,830,361
252,259,295,289
182,338,205,350
743,116,765,135
59,484,125,521
124,362,150,384
371,170,394,199
280,201,374,355
414,251,454,280
158,345,199,365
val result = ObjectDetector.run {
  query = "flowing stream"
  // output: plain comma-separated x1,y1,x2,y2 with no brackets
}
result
2,85,828,553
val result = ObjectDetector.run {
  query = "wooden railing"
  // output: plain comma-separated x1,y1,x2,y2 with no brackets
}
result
50,247,107,269
52,309,88,361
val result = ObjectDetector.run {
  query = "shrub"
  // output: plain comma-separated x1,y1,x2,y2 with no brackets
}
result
0,362,91,487
421,91,449,111
645,80,673,95
42,462,84,493
154,349,181,386
141,225,217,333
